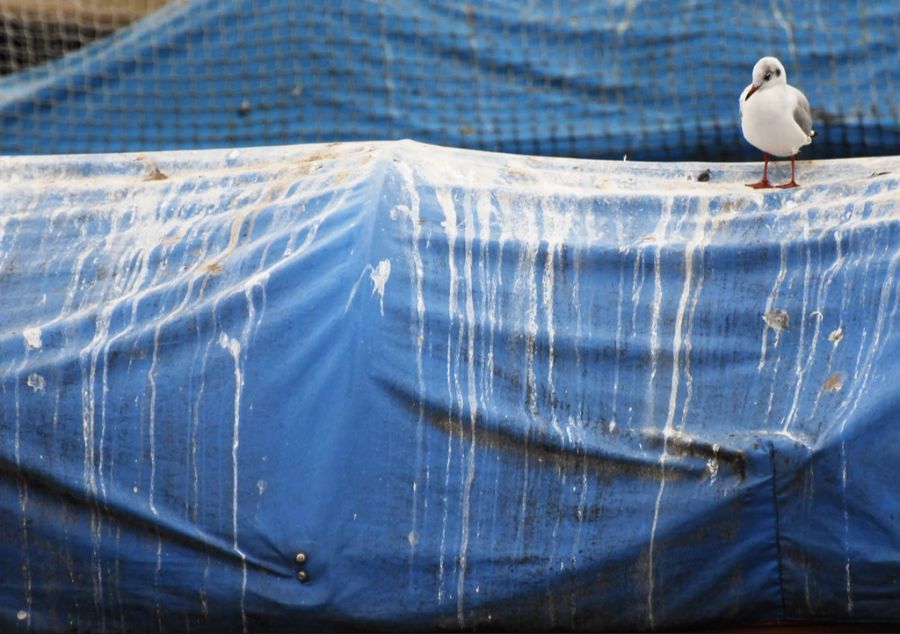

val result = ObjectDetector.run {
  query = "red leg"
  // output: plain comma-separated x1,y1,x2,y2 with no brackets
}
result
777,155,799,188
747,153,773,188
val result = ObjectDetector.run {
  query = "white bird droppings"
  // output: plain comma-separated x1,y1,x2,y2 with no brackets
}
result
23,327,42,350
218,332,241,358
370,259,391,316
26,373,45,392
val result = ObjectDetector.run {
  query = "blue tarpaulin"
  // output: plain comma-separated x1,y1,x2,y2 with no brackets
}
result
0,141,898,631
0,0,897,159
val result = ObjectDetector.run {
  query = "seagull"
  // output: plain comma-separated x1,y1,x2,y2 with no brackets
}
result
739,56,814,189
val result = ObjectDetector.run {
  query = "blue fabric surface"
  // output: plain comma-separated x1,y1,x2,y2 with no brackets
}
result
0,141,898,631
0,1,897,159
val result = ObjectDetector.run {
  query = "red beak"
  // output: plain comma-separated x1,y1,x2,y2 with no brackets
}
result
745,84,759,101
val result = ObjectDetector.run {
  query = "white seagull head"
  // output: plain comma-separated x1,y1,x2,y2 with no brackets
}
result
745,56,787,100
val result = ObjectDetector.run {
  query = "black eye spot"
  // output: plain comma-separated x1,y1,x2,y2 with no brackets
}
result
764,71,772,81
776,68,781,76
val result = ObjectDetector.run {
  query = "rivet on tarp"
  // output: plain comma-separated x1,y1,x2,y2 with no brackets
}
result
295,551,310,583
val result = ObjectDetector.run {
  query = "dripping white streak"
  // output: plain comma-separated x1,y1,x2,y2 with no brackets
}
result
630,249,644,336
218,333,248,633
646,198,674,430
759,243,788,371
436,187,459,605
645,197,675,631
147,326,161,516
807,229,847,420
515,195,540,554
833,247,900,615
781,243,813,432
456,191,479,626
542,240,561,437
611,240,627,426
393,160,428,576
680,198,718,431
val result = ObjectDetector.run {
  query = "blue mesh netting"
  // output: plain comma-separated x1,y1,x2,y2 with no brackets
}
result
0,0,897,159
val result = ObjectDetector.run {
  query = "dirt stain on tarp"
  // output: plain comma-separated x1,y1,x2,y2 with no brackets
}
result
295,150,340,175
821,372,843,393
640,430,746,482
380,380,746,484
142,165,168,181
763,309,789,332
201,261,224,275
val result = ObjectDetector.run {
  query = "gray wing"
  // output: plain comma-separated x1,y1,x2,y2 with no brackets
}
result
790,87,814,137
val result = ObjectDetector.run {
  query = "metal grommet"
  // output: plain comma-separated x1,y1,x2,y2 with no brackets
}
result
297,570,309,583
295,552,307,564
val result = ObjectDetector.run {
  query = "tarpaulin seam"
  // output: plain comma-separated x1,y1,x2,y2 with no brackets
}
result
768,441,787,621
